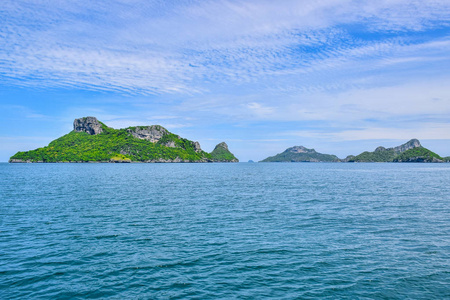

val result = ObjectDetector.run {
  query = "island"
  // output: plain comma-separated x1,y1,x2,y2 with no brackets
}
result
261,146,340,162
9,117,239,163
261,139,446,163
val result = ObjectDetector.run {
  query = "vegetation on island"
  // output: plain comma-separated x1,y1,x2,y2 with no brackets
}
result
261,151,340,162
9,119,448,164
110,154,132,163
9,118,238,163
347,148,397,162
260,139,447,163
393,147,443,162
11,128,209,163
261,146,340,162
210,142,239,162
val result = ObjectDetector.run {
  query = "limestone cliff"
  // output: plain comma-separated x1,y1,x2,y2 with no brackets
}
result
126,125,169,143
73,117,104,135
392,139,421,153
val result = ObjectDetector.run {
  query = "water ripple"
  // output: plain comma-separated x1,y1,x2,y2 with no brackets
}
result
1,163,449,299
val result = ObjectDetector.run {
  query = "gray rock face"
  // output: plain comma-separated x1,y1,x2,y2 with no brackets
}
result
194,141,202,152
9,159,30,163
163,141,176,148
392,139,421,153
126,125,169,143
73,117,103,135
286,146,316,154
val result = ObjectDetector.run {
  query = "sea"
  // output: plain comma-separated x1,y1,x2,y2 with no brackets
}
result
1,162,449,299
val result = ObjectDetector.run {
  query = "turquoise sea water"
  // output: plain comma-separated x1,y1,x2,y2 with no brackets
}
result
1,162,449,299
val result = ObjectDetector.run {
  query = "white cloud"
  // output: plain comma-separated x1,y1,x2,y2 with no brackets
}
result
245,102,275,117
334,125,450,141
1,0,450,94
284,122,450,141
1,0,450,162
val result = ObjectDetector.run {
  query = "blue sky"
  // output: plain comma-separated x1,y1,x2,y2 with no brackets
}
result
1,0,450,161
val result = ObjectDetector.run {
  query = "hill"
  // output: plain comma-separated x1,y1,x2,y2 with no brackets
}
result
347,139,424,162
9,117,238,163
210,142,239,162
393,147,443,162
260,146,340,162
261,139,446,163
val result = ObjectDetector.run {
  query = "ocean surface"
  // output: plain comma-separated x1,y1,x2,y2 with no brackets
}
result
1,162,449,299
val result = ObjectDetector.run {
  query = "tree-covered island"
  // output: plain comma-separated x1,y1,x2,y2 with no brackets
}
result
10,117,239,163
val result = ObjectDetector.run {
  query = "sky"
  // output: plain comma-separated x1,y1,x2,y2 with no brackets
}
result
1,0,450,162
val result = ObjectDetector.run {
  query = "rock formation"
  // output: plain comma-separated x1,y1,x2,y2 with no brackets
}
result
392,138,421,153
287,146,315,153
193,141,202,152
73,117,104,135
126,125,169,143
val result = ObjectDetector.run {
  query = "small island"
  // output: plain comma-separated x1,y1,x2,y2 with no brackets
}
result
9,117,239,163
261,139,447,163
261,146,340,162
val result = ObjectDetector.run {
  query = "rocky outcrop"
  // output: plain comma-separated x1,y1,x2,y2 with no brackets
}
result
125,126,203,150
193,141,202,152
392,139,421,153
126,125,169,143
73,117,104,135
287,146,317,154
163,140,177,148
9,159,31,163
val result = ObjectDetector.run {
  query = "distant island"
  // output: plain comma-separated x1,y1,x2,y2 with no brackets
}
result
261,146,341,162
261,139,449,163
9,120,450,164
9,117,238,163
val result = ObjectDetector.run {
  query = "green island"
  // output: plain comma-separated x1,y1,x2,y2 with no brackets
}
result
393,147,443,162
260,139,447,163
9,119,448,164
209,142,239,162
261,146,340,162
10,117,238,163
